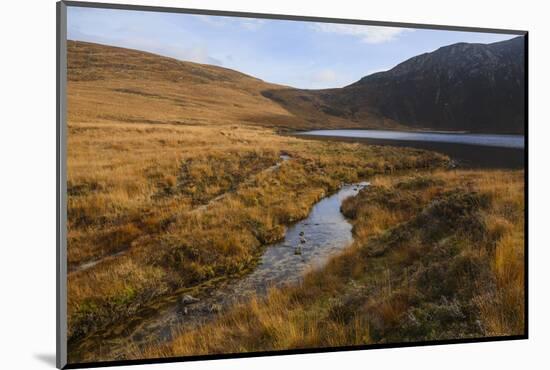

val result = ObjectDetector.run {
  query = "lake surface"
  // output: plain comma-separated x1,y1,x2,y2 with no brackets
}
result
297,129,524,149
70,182,369,362
297,129,525,169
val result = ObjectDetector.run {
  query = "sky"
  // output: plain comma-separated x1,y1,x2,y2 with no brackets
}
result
67,6,519,89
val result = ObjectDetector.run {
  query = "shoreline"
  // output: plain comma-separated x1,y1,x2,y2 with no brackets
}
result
284,127,525,136
293,134,524,169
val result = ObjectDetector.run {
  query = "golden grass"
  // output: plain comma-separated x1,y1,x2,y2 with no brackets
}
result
67,40,368,131
67,118,447,343
66,41,449,349
66,40,523,362
144,169,524,358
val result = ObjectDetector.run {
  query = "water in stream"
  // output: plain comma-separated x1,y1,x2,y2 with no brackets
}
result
71,182,369,361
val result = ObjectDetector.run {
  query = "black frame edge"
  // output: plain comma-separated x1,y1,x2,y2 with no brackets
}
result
65,335,528,369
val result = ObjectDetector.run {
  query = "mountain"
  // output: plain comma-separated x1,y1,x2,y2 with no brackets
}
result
346,36,525,133
263,36,526,134
67,41,368,130
67,40,290,127
68,37,525,134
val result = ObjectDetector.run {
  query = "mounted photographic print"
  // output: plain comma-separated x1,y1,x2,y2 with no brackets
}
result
56,1,527,368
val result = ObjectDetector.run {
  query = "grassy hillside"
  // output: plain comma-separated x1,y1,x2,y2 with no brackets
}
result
66,40,524,364
69,38,525,134
143,169,524,358
66,41,450,362
68,40,371,131
260,87,405,130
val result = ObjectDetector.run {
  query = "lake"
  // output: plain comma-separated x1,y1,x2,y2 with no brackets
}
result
296,129,525,169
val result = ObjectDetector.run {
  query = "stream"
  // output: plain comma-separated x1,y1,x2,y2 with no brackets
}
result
70,181,369,362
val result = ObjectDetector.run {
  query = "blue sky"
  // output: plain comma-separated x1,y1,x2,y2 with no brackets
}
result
67,6,518,89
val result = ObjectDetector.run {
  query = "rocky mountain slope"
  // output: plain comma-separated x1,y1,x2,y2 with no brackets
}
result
264,36,525,133
68,37,525,134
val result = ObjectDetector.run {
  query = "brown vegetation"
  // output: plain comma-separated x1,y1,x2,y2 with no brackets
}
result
66,41,448,357
66,41,524,363
144,170,524,357
68,40,374,131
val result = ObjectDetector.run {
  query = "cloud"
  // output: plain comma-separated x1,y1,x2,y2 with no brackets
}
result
173,45,223,66
195,14,228,27
239,19,265,31
196,15,265,31
300,68,353,89
68,25,223,66
310,23,412,44
311,69,339,84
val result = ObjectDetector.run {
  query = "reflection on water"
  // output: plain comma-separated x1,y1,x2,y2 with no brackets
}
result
231,181,369,296
297,129,524,149
296,130,525,169
71,182,369,361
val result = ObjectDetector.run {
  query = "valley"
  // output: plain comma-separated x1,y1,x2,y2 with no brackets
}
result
65,39,525,364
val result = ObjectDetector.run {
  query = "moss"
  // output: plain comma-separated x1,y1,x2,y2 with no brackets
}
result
392,297,481,341
113,287,137,306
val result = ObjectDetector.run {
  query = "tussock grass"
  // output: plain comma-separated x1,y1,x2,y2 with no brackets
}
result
144,170,524,358
66,41,522,362
67,120,447,345
66,41,449,352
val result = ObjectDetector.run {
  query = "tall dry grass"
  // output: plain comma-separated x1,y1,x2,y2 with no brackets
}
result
142,169,524,358
66,40,449,348
67,118,447,347
66,40,523,363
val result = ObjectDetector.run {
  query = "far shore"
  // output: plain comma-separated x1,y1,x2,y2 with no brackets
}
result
285,126,525,136
293,133,525,169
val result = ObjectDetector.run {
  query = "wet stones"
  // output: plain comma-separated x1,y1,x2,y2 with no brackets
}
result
296,230,306,254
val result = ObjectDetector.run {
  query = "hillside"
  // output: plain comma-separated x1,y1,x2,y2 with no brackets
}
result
65,40,523,363
263,36,526,133
66,41,454,361
68,38,524,134
67,41,370,130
